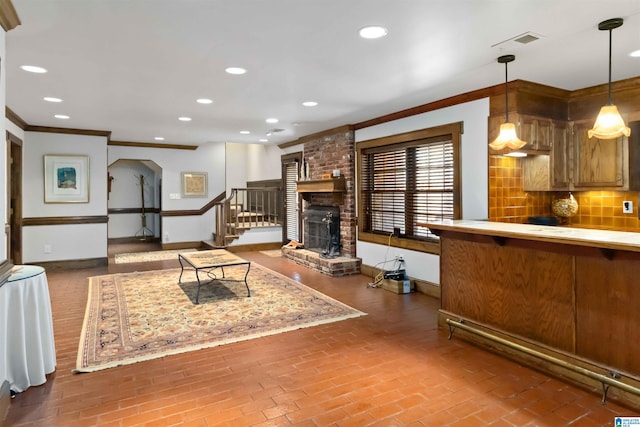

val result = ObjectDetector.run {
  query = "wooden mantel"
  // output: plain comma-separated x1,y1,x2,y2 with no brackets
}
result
296,178,345,201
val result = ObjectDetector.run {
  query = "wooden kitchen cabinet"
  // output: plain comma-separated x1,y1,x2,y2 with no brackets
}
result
518,114,553,151
550,120,570,189
522,119,569,191
571,119,625,189
488,113,554,155
522,119,640,191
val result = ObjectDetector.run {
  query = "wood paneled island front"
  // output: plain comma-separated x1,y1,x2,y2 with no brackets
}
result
426,219,640,405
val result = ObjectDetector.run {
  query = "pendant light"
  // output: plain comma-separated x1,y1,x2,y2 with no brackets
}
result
489,55,527,151
588,18,630,139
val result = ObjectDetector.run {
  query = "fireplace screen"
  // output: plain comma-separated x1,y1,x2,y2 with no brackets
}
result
303,205,341,258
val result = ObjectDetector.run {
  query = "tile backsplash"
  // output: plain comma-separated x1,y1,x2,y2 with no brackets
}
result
488,156,640,231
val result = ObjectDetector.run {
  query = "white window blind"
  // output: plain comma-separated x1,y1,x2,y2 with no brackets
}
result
284,161,299,241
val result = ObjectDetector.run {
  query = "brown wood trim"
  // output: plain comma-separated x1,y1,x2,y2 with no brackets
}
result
281,152,302,162
108,207,161,214
161,241,202,250
161,191,226,217
354,85,504,130
569,76,640,101
356,122,463,148
35,257,108,270
0,260,13,288
0,0,20,31
223,242,283,253
108,237,160,244
22,216,109,226
109,140,199,150
25,125,112,138
512,80,572,99
5,107,27,130
358,231,441,255
247,179,282,188
278,125,354,149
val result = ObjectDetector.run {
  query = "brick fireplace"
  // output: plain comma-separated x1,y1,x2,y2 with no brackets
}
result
282,127,361,276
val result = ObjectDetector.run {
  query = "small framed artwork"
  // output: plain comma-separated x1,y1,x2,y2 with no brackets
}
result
181,172,208,198
44,155,90,203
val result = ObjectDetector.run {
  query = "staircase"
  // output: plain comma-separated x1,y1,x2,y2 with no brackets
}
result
212,187,281,247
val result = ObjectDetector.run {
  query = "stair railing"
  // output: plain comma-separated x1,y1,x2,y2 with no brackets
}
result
213,187,282,246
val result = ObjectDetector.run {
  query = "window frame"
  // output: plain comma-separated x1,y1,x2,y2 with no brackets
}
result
356,122,462,255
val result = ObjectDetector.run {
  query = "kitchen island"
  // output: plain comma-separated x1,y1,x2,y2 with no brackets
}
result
425,219,640,404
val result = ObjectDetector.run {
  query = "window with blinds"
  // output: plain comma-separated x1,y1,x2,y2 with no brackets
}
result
358,123,461,245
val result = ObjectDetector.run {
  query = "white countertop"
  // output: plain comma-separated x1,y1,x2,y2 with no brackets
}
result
424,220,640,252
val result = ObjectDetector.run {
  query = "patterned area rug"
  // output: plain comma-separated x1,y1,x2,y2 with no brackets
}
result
114,249,188,264
76,263,365,372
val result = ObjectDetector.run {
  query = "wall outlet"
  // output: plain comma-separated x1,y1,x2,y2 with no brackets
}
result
44,244,52,254
623,201,633,214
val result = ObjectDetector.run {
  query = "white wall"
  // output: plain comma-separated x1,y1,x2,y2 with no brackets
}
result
22,131,108,262
246,143,284,182
108,143,225,245
225,143,247,195
355,98,490,285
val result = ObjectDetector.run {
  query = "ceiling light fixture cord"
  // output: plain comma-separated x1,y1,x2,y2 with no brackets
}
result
607,25,613,105
504,59,509,123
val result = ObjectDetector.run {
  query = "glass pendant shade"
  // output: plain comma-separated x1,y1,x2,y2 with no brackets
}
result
588,104,631,139
489,122,527,150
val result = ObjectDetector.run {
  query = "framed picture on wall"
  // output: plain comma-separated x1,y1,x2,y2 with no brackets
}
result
181,172,208,198
44,154,90,203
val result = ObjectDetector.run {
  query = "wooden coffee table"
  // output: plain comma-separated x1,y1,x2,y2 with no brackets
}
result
177,249,251,304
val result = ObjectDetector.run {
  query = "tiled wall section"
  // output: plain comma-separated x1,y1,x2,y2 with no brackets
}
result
488,156,640,231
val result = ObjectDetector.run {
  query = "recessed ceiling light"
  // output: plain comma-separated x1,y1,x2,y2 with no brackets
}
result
154,137,165,141
21,65,47,73
54,114,69,119
302,101,318,107
259,138,269,142
178,116,192,122
240,130,251,134
43,97,62,103
196,98,213,104
358,26,388,39
225,67,247,75
630,49,640,58
265,118,279,124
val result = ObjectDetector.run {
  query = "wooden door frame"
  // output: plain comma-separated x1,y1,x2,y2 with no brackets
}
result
7,132,22,265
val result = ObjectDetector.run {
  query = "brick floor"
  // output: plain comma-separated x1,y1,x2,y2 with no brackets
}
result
3,242,638,426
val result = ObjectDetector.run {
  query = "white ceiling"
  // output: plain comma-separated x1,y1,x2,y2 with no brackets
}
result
5,0,640,146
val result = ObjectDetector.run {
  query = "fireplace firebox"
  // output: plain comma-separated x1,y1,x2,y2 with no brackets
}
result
303,205,341,258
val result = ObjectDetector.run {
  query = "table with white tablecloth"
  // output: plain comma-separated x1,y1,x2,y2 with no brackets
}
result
0,265,56,393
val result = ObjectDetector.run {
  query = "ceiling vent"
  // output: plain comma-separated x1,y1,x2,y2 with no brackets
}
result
266,128,285,136
492,31,543,50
